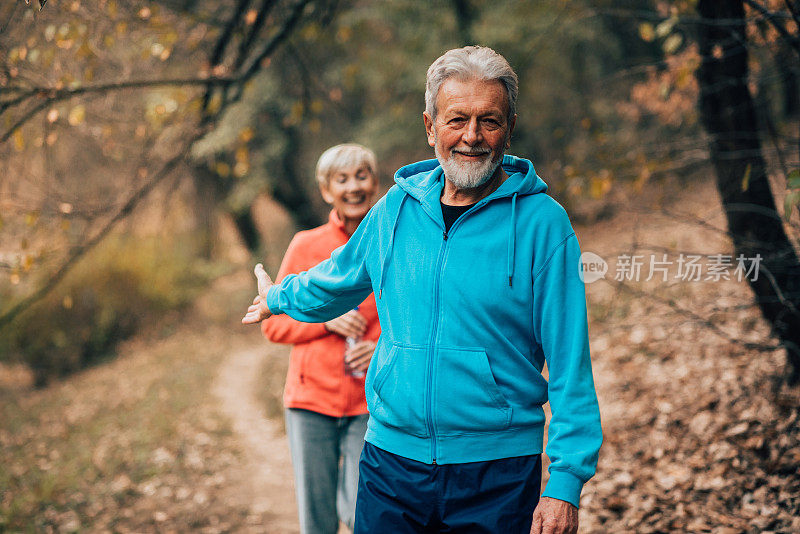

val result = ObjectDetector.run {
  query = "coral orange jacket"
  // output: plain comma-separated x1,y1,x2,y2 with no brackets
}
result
261,210,380,417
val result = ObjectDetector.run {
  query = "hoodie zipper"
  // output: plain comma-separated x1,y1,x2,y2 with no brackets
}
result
425,206,482,464
426,229,449,464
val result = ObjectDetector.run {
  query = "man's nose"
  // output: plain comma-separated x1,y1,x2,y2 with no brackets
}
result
462,118,481,145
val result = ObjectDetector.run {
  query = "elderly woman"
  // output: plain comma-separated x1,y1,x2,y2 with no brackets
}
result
260,143,380,534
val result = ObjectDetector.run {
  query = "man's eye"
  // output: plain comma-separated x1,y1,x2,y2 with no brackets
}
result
449,117,466,124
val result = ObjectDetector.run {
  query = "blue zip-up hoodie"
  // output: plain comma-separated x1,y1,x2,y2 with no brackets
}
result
267,154,602,507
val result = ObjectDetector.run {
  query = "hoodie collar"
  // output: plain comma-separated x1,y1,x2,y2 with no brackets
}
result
383,154,548,292
394,154,548,214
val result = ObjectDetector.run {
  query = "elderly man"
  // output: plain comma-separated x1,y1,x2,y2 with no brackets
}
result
244,46,602,534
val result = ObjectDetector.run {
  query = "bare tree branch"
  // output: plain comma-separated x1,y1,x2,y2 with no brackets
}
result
0,1,20,35
241,0,311,82
0,76,237,143
201,0,253,118
604,277,783,353
743,0,800,56
0,128,203,333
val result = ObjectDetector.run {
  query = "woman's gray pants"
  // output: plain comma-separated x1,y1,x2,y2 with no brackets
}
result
285,408,369,534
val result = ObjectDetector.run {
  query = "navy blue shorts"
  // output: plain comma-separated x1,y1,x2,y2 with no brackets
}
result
354,442,542,533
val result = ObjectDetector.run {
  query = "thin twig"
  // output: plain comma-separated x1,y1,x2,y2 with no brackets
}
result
743,0,800,56
603,277,783,352
0,129,204,333
0,76,237,143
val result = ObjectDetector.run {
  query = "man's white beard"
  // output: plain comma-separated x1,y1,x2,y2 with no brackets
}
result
435,138,502,190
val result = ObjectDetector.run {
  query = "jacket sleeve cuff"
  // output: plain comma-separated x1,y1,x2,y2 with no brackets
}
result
541,470,584,508
266,285,284,316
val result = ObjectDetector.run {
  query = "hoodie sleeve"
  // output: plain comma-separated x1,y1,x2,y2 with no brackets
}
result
266,206,376,323
260,235,329,344
532,232,602,508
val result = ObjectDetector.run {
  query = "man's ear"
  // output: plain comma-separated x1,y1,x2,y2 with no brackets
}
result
319,183,334,204
506,114,517,149
423,111,436,148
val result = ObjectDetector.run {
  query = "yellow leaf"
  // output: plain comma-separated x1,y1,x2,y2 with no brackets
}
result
63,295,73,309
663,34,683,54
207,93,222,115
639,23,655,42
215,162,230,177
234,161,249,178
238,127,254,143
337,26,352,43
13,130,25,151
741,163,752,191
290,101,304,122
68,104,86,125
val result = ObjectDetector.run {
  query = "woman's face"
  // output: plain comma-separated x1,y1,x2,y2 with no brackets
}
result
320,165,378,224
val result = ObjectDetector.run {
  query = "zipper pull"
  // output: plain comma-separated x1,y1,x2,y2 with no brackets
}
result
432,458,437,465
442,231,448,241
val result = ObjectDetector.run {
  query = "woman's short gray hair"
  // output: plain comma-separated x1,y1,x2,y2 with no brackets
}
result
425,46,518,121
315,143,378,186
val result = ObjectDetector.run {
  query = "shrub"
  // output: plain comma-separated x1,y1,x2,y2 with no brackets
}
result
0,234,218,387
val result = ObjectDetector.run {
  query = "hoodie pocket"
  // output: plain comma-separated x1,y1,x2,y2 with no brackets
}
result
370,343,429,438
434,347,512,436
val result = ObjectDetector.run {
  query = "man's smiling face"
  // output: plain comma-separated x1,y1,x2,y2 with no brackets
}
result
424,77,516,190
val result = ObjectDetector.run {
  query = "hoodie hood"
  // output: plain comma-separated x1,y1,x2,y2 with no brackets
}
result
378,154,549,293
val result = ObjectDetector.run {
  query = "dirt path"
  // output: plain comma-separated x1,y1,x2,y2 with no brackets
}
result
213,346,299,533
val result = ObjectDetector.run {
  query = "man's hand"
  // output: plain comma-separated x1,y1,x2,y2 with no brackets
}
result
530,497,578,534
242,263,274,325
345,339,376,373
324,309,368,339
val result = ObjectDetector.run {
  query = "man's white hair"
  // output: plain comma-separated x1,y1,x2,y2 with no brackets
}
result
425,46,519,121
315,143,378,186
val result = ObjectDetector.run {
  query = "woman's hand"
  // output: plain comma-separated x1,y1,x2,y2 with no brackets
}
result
324,309,367,339
345,339,376,373
242,264,274,324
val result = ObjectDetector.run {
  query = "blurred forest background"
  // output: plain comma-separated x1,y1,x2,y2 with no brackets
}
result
1,0,799,532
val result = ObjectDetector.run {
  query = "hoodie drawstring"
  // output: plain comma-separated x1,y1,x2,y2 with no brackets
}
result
508,192,518,286
379,194,407,298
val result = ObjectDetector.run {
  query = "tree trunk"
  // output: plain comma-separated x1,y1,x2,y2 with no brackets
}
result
271,124,324,230
697,0,800,382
